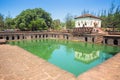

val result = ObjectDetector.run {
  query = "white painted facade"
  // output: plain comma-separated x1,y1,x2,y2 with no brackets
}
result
75,17,101,28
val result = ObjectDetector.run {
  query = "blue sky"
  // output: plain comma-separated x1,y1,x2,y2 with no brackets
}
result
0,0,120,22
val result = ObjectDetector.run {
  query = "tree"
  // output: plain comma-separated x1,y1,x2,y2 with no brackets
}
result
0,13,4,30
15,8,52,31
65,13,75,29
30,18,47,30
52,19,61,30
100,10,108,28
100,1,120,30
5,17,15,29
81,9,90,15
19,23,26,30
113,6,120,29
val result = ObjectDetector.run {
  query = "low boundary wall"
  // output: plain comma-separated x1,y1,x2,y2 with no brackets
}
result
0,31,120,46
0,31,72,41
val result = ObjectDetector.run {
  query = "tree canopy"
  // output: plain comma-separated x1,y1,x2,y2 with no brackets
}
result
5,16,15,29
65,13,75,29
0,13,4,30
100,3,120,30
52,19,61,30
14,8,52,31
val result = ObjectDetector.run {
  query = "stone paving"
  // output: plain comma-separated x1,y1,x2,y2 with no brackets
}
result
0,44,120,80
77,52,120,80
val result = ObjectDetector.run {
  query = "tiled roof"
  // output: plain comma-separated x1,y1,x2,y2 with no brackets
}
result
75,14,101,20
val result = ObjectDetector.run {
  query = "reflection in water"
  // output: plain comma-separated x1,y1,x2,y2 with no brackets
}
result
9,39,120,76
75,51,100,64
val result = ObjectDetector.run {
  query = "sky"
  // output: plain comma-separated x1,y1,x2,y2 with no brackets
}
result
0,0,120,22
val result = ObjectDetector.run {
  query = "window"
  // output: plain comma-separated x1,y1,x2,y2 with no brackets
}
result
78,22,80,26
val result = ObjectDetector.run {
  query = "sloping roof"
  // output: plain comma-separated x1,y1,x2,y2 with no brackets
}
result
75,14,101,20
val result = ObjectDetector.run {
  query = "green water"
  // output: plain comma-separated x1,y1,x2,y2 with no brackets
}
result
9,39,120,76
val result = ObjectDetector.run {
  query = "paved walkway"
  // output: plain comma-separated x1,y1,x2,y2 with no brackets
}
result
0,44,120,80
77,52,120,80
0,45,76,80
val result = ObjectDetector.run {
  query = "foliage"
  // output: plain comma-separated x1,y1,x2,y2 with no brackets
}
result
52,19,61,30
5,16,15,29
100,2,120,30
14,8,52,31
0,13,4,30
80,1,120,31
65,13,75,29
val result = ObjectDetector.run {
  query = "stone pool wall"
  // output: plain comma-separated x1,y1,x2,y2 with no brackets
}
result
103,35,120,46
0,31,72,41
0,31,120,46
72,34,103,44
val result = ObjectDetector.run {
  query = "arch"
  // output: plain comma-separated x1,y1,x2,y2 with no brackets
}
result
12,36,14,40
6,36,9,40
31,35,33,39
23,36,24,39
17,35,20,40
66,36,69,40
0,37,3,39
85,37,87,42
35,35,37,38
46,34,48,38
92,38,94,43
39,35,41,38
43,35,45,38
113,39,118,45
105,39,108,44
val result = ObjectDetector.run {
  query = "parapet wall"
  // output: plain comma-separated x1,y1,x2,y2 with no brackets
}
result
0,31,72,41
103,35,120,46
0,31,120,46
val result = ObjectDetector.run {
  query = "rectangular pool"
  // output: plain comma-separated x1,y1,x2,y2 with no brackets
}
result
9,39,120,76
